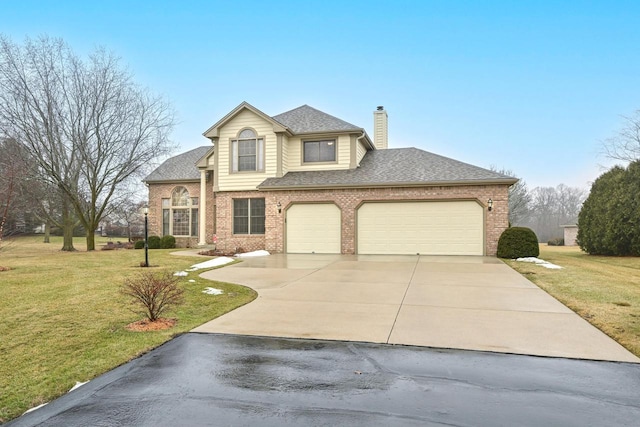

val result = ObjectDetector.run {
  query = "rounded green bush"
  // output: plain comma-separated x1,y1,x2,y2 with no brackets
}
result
134,240,145,249
160,235,176,249
497,227,540,259
147,235,161,249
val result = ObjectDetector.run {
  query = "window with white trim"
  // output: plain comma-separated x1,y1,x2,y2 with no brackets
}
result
233,198,265,234
303,139,336,163
231,129,264,172
162,187,198,237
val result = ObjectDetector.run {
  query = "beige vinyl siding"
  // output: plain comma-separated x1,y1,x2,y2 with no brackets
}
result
217,109,277,191
356,140,368,165
281,134,289,175
357,201,484,255
286,134,351,171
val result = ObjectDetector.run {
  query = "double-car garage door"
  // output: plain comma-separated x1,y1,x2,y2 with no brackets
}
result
286,201,484,255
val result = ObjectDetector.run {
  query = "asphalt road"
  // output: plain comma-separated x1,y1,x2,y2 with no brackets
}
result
7,333,640,426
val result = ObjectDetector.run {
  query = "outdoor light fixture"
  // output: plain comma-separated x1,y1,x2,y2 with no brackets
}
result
487,199,493,212
143,207,149,267
277,201,282,214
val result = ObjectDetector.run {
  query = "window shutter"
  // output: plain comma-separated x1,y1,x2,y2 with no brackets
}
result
257,138,264,171
231,140,238,172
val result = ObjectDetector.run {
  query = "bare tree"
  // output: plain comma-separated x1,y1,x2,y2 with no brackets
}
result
0,35,175,251
602,111,640,163
490,166,531,225
526,185,586,242
0,138,32,247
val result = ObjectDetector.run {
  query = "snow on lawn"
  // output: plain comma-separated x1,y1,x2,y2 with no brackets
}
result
515,257,563,269
202,287,224,295
235,250,270,258
187,256,235,271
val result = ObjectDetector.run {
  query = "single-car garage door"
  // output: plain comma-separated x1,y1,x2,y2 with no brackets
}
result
286,203,341,253
357,201,484,255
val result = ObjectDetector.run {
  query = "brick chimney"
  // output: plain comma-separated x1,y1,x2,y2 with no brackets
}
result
373,106,388,149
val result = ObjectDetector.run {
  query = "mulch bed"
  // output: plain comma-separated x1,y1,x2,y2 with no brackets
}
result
125,318,176,332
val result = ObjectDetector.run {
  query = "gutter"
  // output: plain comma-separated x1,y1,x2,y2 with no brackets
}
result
257,178,519,191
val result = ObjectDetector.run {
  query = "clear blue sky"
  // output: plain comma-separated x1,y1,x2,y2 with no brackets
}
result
4,0,640,189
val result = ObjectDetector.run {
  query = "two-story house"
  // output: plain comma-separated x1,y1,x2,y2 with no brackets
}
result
144,102,517,255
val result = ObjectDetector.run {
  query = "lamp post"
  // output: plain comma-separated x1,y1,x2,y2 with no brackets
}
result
143,207,149,267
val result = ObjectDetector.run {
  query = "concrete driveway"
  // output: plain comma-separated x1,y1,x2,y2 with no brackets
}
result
193,254,639,363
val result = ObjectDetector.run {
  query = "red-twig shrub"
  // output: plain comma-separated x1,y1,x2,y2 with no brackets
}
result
121,270,185,322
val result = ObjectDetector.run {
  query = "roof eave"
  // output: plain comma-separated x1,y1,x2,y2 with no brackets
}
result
257,178,519,191
144,178,201,185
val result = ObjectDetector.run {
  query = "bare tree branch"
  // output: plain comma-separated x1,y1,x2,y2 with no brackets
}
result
0,35,175,250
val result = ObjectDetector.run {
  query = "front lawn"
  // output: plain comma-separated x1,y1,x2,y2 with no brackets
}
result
506,245,640,357
0,236,257,423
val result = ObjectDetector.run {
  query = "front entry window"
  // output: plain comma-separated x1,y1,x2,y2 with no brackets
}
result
162,186,198,237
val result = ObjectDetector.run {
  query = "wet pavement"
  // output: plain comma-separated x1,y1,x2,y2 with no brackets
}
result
194,254,639,362
8,333,640,426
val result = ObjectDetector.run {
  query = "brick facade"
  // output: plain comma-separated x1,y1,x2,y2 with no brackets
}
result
212,184,510,256
147,179,215,248
149,180,510,255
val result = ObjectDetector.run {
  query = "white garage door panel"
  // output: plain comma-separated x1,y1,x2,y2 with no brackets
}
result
286,204,341,254
358,202,483,255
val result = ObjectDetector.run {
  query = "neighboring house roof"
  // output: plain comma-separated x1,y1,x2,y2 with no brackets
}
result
272,105,363,135
144,146,211,182
258,147,518,190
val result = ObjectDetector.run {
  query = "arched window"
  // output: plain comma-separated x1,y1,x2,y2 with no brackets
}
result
161,186,198,237
231,128,264,172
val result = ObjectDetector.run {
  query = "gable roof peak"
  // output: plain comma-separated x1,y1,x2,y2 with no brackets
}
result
272,104,363,135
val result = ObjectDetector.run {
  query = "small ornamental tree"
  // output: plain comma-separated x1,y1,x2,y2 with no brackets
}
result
121,270,184,322
577,161,640,255
497,227,540,259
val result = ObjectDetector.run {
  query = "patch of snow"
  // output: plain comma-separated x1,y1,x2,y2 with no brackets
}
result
202,287,224,295
24,403,48,414
173,271,188,276
515,257,563,269
189,256,234,270
69,381,88,392
188,279,196,283
235,250,270,258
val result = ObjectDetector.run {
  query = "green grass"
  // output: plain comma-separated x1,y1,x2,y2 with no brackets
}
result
0,236,257,423
506,245,640,357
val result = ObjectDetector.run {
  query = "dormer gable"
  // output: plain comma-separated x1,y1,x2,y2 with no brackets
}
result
203,101,290,138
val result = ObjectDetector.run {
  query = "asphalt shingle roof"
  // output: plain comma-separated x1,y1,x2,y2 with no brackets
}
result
272,105,362,134
258,147,517,189
144,146,211,182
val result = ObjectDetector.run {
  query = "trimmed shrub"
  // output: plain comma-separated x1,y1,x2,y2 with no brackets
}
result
547,237,564,246
121,270,184,322
160,235,176,249
497,227,540,259
134,240,145,249
147,235,161,249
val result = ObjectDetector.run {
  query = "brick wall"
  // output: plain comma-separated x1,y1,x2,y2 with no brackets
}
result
214,185,510,256
147,179,215,248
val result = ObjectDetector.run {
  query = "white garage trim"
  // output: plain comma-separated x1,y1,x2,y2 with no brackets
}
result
357,201,484,255
286,203,341,254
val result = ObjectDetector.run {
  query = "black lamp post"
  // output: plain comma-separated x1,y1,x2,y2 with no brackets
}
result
143,207,149,267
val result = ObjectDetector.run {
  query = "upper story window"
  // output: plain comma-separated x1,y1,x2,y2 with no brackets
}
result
303,139,336,163
231,128,264,172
